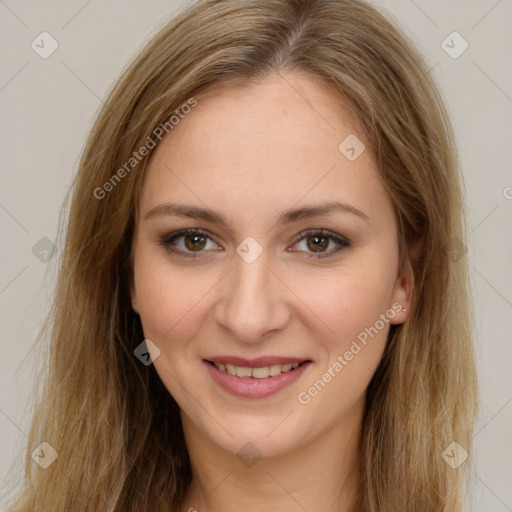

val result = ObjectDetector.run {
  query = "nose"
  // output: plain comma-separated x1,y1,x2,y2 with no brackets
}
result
214,249,291,344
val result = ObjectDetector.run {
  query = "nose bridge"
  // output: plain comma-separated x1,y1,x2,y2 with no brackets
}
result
215,247,289,342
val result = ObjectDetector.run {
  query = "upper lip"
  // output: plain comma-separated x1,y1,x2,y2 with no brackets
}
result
205,356,309,368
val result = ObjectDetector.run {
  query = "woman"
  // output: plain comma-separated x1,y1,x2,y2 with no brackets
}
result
11,0,477,510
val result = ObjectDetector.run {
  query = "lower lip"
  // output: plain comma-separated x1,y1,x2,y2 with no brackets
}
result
204,360,311,399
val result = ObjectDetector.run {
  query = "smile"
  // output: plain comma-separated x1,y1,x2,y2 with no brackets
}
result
204,359,312,399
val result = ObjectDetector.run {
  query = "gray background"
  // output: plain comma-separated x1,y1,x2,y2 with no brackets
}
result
1,0,511,510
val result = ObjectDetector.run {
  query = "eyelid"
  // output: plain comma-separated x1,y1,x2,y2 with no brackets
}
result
161,228,215,245
291,228,349,245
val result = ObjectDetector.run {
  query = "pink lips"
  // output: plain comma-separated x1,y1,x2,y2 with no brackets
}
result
203,357,312,399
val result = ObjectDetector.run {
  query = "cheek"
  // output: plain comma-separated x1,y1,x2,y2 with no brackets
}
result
133,250,213,347
290,261,396,349
294,269,394,411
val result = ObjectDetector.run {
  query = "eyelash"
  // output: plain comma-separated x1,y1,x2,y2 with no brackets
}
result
160,228,350,259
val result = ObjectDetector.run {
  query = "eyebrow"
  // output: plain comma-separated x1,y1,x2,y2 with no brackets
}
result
144,200,370,227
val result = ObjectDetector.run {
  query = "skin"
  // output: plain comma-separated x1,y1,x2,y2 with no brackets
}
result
130,71,413,512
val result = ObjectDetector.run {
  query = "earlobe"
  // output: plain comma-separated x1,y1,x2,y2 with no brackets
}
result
390,259,414,325
390,237,422,324
130,281,140,315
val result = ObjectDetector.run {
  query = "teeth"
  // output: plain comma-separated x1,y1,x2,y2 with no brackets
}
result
235,366,252,378
213,361,301,378
252,366,270,379
269,364,282,376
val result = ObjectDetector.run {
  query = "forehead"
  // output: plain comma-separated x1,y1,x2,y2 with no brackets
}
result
140,72,392,230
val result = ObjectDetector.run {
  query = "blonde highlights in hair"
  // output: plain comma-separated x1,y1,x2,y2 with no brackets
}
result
12,1,477,511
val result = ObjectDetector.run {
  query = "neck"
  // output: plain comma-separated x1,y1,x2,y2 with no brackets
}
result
180,401,364,512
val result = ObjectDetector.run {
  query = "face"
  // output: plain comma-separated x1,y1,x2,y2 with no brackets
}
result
130,72,412,459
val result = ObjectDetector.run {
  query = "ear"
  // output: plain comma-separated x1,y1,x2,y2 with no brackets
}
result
389,238,422,325
130,278,140,315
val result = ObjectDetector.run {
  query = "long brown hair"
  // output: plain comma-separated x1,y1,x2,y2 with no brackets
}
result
12,1,477,510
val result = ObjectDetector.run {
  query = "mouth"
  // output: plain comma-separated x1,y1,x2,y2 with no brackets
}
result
203,357,312,399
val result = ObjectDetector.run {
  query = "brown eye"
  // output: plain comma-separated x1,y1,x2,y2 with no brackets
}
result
306,234,329,252
184,234,207,251
291,229,350,259
161,229,219,258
